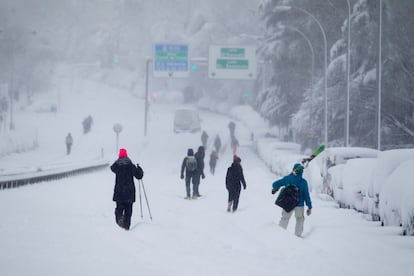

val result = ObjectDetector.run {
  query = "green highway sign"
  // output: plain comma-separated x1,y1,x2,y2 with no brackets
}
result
216,59,248,70
221,48,245,58
209,45,257,80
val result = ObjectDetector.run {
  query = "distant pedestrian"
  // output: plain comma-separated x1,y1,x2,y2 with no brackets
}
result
225,155,246,212
231,135,239,155
181,148,198,199
209,150,219,175
271,163,312,237
65,133,73,155
228,121,236,137
201,131,209,149
214,135,222,153
82,115,93,134
110,148,144,230
193,146,206,198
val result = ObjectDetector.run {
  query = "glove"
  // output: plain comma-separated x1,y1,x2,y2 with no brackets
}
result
271,188,279,194
202,173,205,179
306,209,312,216
243,184,246,190
180,175,184,179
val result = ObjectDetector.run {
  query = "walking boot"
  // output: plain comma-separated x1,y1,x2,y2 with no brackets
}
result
227,202,232,212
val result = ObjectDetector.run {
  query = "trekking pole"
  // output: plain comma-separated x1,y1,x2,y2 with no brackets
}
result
138,178,143,219
140,179,153,220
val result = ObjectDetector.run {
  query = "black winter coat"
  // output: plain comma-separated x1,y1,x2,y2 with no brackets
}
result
195,149,205,176
226,162,246,190
111,157,143,203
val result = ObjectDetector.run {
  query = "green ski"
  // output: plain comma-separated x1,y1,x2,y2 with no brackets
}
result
293,145,325,175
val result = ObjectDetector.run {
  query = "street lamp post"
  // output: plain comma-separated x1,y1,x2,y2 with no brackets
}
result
276,6,328,147
377,0,383,150
345,0,351,147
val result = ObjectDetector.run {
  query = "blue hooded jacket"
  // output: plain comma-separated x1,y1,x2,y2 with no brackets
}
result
272,163,312,209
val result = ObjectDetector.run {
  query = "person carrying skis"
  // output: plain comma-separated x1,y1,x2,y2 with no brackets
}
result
225,155,246,212
271,163,312,237
110,148,144,230
193,146,206,198
209,150,219,175
181,148,198,199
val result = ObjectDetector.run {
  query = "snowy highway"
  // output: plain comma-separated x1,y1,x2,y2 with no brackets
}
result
0,86,413,276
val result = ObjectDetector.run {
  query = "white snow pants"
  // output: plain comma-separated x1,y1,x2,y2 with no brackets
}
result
279,206,305,237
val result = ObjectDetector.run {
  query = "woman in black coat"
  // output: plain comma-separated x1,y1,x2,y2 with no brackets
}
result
225,155,246,212
110,148,143,230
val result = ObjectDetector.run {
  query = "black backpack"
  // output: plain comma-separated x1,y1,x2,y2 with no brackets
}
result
275,184,299,212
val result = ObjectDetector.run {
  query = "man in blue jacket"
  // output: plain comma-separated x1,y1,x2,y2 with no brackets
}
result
272,163,312,237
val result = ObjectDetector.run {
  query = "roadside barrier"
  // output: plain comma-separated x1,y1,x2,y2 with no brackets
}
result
0,161,109,190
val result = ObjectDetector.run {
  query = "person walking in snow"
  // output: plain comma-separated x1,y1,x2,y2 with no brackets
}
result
225,155,246,212
201,131,209,149
228,121,236,137
214,134,221,153
230,135,239,155
193,146,206,198
65,133,73,155
209,150,219,175
110,148,144,230
181,148,198,199
82,115,93,134
271,163,312,237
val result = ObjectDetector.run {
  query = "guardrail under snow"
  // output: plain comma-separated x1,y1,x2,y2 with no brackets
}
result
0,160,109,190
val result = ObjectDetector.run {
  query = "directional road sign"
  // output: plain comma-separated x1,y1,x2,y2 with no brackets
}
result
153,43,189,78
208,45,257,80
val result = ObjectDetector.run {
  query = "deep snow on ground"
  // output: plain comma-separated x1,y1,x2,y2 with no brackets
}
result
1,79,414,276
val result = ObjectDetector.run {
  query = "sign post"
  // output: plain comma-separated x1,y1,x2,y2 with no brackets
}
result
208,45,257,80
153,43,189,78
113,123,123,154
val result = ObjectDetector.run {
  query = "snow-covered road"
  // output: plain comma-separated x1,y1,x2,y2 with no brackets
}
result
0,85,413,276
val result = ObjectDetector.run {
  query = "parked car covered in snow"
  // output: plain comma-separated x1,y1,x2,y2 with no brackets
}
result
378,159,414,235
368,149,414,222
339,158,377,213
319,147,378,196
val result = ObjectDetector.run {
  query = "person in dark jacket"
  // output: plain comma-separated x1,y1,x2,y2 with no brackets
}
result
193,146,206,198
230,135,239,155
225,155,246,212
271,163,312,237
214,134,221,153
228,121,236,137
110,148,143,230
65,133,73,155
209,150,219,175
181,148,198,199
201,131,209,149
